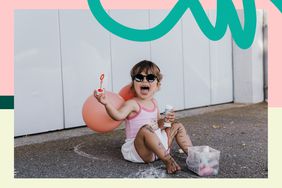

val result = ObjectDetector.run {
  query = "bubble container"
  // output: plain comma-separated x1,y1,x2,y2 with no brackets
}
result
163,105,173,128
186,146,220,176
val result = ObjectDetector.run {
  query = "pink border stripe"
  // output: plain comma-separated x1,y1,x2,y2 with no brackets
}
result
12,0,88,9
11,0,176,9
0,3,13,95
101,0,176,9
0,0,281,106
268,4,282,107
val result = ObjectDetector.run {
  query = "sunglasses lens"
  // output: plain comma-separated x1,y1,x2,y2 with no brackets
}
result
146,74,156,82
134,74,144,82
134,74,157,82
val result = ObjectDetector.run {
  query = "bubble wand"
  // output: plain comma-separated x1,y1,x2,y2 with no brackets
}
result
97,73,105,94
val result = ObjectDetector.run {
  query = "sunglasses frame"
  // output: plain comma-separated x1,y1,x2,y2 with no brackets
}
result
133,74,158,83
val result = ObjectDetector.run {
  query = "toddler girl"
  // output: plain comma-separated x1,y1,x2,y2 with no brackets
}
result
94,60,193,173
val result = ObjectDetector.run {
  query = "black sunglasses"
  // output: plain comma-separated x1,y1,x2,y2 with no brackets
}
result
133,74,157,83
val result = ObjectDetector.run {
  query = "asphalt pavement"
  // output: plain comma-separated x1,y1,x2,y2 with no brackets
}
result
14,102,267,178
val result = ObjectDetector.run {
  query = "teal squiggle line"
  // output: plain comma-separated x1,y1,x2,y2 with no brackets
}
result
87,0,257,49
271,0,282,13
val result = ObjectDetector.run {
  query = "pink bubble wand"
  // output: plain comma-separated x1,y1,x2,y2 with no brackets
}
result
98,73,104,93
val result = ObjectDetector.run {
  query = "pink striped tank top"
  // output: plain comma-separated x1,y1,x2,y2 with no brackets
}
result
125,99,158,139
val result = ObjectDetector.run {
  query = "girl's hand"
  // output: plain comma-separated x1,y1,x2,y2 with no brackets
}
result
158,117,165,130
93,90,108,105
165,110,176,123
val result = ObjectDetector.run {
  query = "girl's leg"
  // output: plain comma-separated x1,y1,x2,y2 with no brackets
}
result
165,122,193,155
134,124,181,173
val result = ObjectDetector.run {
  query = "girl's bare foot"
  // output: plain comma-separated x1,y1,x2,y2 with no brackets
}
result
164,156,181,174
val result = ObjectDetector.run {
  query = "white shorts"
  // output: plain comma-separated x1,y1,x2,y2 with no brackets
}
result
121,128,169,163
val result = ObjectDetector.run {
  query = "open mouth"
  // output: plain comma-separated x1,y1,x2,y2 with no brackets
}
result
140,86,150,95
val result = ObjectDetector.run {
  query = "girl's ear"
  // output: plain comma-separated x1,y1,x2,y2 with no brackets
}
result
130,82,137,94
130,82,134,90
157,82,161,91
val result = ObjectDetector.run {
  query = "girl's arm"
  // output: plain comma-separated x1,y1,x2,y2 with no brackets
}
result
94,90,138,121
104,100,138,121
157,109,165,129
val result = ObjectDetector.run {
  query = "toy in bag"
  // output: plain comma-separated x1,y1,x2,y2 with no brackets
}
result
186,146,220,176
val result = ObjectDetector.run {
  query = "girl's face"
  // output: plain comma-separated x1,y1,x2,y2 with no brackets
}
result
133,71,159,100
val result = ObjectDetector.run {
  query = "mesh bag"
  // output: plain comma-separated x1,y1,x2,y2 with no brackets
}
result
186,146,220,176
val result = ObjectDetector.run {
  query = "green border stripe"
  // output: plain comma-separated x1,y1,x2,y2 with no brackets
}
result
0,96,14,109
